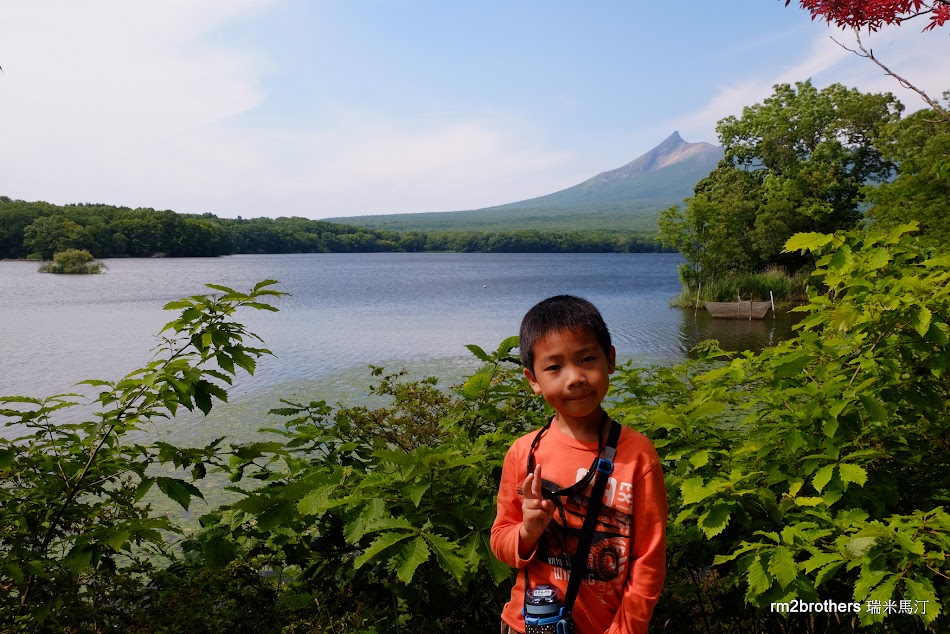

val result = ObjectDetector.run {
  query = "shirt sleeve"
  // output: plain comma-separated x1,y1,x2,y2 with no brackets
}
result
490,442,536,568
606,457,668,634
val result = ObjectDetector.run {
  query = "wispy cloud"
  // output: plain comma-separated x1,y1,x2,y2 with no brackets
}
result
0,1,575,217
2,3,945,218
667,24,947,145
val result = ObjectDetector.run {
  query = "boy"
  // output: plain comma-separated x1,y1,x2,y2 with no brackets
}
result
491,295,667,634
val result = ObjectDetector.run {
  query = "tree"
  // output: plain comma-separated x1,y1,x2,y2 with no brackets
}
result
658,80,902,287
790,0,950,31
22,216,86,259
865,94,950,248
37,248,105,274
787,1,950,122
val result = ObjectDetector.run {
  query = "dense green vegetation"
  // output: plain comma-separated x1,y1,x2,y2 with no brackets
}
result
0,197,664,258
658,81,905,291
864,95,950,250
2,223,947,632
325,201,665,234
669,267,809,308
37,249,105,274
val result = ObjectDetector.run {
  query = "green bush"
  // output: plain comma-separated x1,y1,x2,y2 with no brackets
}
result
622,223,949,632
0,280,283,632
2,223,947,632
37,248,105,274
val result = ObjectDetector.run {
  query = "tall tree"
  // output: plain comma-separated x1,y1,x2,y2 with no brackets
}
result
659,80,902,286
865,94,950,248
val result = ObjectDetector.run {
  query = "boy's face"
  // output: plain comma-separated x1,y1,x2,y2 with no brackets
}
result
524,327,616,427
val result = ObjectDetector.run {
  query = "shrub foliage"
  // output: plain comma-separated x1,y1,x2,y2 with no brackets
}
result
1,225,947,632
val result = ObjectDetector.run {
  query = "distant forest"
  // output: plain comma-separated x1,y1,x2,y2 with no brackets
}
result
0,197,666,258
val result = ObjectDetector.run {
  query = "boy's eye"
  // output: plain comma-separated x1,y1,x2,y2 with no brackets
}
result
582,356,596,363
544,365,560,372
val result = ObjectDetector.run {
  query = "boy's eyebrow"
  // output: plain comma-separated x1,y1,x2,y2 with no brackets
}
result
535,345,601,363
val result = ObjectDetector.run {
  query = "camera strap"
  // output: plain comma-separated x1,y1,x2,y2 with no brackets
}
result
562,417,620,618
522,416,621,626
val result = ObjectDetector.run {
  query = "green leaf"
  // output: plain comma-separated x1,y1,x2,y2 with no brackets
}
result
681,477,711,505
64,545,93,575
828,245,854,272
392,536,430,584
106,530,130,551
858,394,886,423
913,306,933,337
768,546,797,589
699,501,732,538
407,481,431,507
162,300,193,310
773,352,811,378
894,529,926,556
784,232,833,253
5,563,24,584
258,498,297,532
205,283,237,294
904,577,939,623
134,477,155,503
691,400,723,418
689,450,710,468
478,532,513,584
837,463,867,488
746,556,771,598
846,536,878,559
803,552,842,574
812,464,835,493
423,531,468,583
495,335,520,358
464,344,491,362
0,447,13,469
344,498,387,544
354,531,414,570
202,534,238,568
814,561,844,587
298,485,346,516
156,477,204,511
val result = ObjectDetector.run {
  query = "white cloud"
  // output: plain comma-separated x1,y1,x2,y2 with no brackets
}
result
4,4,944,220
1,1,274,208
0,1,575,217
668,24,948,145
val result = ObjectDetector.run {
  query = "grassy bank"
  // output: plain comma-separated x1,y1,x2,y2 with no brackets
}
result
670,266,809,309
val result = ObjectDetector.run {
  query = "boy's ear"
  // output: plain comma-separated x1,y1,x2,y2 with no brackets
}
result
523,368,543,395
608,346,616,374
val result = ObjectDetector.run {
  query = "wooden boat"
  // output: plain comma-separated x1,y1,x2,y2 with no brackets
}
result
705,300,772,320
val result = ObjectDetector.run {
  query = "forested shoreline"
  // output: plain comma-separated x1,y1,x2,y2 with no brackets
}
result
0,197,665,259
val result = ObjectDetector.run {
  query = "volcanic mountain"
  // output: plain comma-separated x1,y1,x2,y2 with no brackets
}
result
327,131,723,234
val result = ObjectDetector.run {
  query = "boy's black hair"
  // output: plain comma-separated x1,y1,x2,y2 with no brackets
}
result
519,295,612,372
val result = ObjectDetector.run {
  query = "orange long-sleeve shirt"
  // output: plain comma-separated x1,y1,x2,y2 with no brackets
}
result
490,418,667,634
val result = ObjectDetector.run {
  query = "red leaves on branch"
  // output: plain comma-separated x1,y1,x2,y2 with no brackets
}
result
788,0,950,30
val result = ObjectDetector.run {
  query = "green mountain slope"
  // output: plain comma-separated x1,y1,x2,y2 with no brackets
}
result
326,131,722,233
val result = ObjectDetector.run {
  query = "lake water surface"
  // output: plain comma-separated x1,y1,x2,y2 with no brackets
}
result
1,253,798,441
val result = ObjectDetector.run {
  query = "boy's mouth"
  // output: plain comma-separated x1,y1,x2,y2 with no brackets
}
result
565,392,594,401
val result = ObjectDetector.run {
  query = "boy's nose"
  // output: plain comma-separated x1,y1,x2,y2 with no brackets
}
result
566,367,587,387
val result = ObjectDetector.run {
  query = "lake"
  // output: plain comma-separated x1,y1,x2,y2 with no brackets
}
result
0,253,798,442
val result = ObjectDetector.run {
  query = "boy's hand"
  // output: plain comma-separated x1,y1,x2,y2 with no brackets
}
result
519,464,556,558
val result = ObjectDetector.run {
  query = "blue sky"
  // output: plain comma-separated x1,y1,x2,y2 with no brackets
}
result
1,1,946,219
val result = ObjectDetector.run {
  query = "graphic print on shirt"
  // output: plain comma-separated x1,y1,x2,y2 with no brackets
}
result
537,470,634,591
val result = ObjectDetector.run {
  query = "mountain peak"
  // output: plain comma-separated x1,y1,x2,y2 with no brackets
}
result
591,132,721,183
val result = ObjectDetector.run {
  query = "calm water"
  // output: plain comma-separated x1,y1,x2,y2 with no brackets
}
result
1,253,797,440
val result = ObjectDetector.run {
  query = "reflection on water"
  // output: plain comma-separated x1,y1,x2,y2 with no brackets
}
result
678,307,804,355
